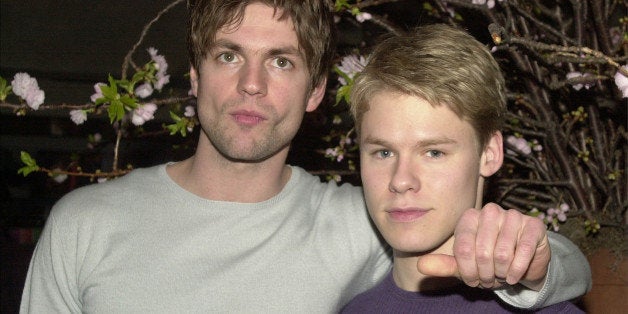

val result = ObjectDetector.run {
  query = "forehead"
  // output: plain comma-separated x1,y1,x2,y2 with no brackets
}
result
360,91,477,143
217,3,297,44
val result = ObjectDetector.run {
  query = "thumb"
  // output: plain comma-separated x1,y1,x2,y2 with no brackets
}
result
417,254,459,278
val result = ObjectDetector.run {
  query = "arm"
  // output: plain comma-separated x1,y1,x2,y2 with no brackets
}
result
493,232,591,309
20,212,82,313
418,203,591,309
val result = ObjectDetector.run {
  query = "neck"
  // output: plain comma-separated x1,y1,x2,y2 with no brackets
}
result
392,236,459,292
167,138,291,203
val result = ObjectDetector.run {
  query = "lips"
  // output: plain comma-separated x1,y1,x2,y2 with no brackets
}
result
231,110,266,126
386,208,430,222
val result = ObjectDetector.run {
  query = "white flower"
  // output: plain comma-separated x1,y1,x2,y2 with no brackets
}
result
355,12,372,23
506,135,531,155
148,47,170,91
614,65,628,98
154,74,170,91
11,73,38,97
70,109,88,125
90,83,106,103
52,171,68,184
24,89,45,110
184,105,196,117
131,103,158,126
336,54,367,86
566,71,584,90
135,82,154,99
11,72,45,110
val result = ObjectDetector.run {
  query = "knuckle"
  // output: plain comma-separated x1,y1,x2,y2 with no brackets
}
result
494,248,512,265
454,241,475,260
475,247,492,263
508,261,528,276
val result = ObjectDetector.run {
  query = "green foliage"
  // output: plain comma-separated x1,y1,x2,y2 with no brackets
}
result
17,151,40,176
165,111,191,137
0,76,11,101
333,66,353,106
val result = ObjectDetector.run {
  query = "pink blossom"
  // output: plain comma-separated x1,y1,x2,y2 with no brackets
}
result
135,82,154,99
336,54,367,86
614,65,628,98
566,71,584,90
566,71,594,91
11,73,38,97
472,0,497,8
51,169,68,184
184,105,196,118
148,47,170,91
560,203,570,212
325,147,344,162
87,133,102,149
506,135,531,155
90,83,106,103
24,89,45,110
355,12,372,23
557,212,567,222
532,139,543,152
131,103,158,126
154,74,170,91
70,109,88,125
11,72,45,110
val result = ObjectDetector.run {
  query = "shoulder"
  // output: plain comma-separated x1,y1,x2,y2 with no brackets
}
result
289,166,365,211
534,301,584,314
49,164,168,221
341,272,394,313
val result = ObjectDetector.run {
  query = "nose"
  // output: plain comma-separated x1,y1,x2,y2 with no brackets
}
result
238,62,267,96
388,157,420,194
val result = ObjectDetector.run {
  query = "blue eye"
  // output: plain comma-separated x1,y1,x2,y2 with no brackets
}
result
376,150,393,159
426,150,444,158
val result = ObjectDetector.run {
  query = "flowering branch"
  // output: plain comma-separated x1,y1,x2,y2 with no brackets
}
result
4,0,626,251
330,0,626,247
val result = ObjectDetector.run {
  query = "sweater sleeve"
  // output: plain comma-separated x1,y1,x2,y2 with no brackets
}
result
493,232,591,309
20,210,82,313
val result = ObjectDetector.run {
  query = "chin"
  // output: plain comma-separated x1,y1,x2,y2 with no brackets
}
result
387,235,436,255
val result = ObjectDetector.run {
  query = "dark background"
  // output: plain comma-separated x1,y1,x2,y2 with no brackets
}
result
0,1,195,312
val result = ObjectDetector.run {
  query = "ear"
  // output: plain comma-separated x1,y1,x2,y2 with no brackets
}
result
189,65,199,97
479,131,504,178
305,78,327,112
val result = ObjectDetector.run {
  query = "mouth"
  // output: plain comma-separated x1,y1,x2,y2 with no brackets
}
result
385,207,430,222
231,110,266,126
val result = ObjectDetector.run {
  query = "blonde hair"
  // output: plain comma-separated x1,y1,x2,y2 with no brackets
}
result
350,24,506,150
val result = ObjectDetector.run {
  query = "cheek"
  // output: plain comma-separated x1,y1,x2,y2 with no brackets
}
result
437,165,481,207
362,170,388,216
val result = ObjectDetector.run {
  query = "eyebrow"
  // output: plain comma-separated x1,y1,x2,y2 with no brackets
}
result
361,135,457,149
211,39,303,59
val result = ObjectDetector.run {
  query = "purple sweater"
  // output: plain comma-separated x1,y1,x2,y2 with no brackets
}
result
341,271,583,313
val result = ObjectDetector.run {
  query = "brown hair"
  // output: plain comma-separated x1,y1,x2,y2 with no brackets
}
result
350,24,506,150
187,0,336,90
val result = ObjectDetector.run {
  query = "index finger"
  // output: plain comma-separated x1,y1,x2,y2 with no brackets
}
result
453,208,481,287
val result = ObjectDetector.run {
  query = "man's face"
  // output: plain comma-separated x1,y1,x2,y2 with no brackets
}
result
191,3,324,162
359,91,487,254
